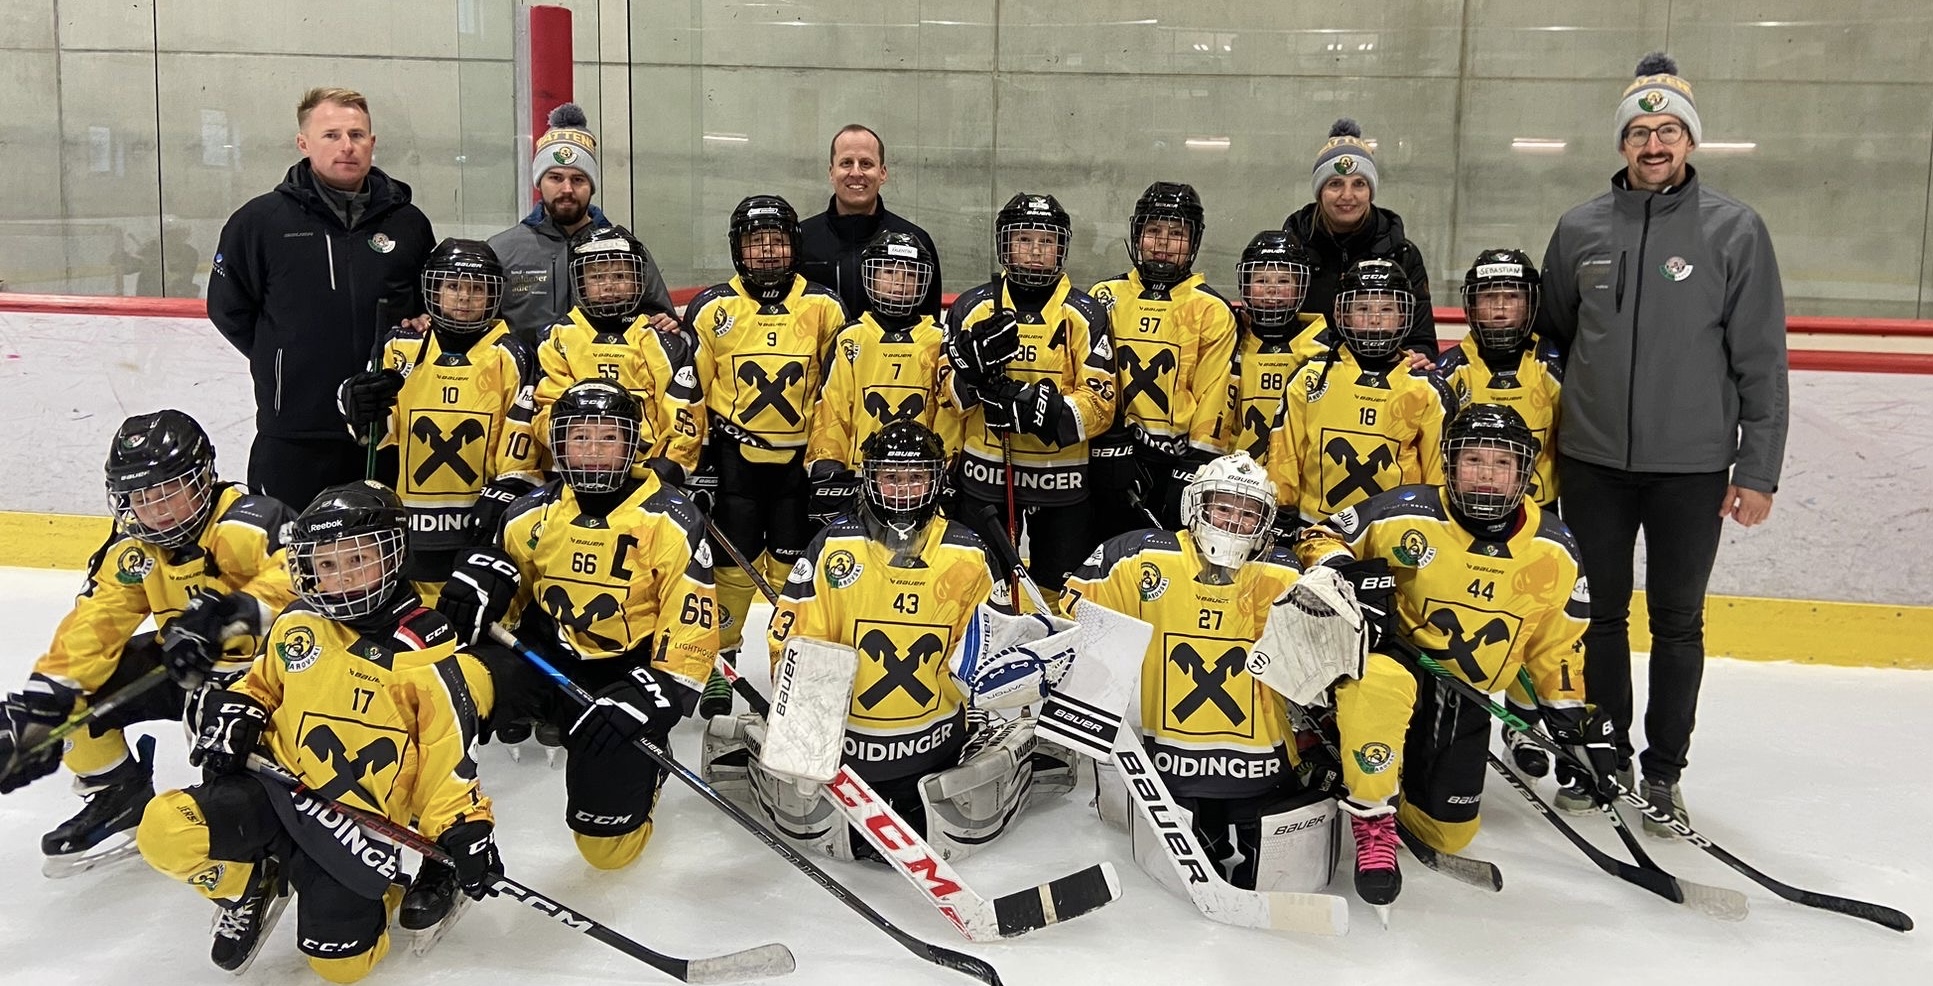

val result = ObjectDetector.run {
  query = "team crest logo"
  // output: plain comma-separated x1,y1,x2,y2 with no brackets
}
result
368,232,396,254
1392,529,1436,568
1659,256,1694,282
1137,562,1170,602
113,546,154,586
1304,369,1330,402
825,550,863,589
526,520,543,549
1637,91,1668,113
674,365,698,389
842,339,861,364
789,557,815,584
1570,576,1591,604
551,145,578,166
1334,155,1356,175
277,625,321,674
1093,334,1113,360
188,863,225,891
1353,742,1394,774
693,540,713,569
711,306,734,338
1092,285,1115,312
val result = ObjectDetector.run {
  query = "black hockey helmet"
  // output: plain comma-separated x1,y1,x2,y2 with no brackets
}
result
1238,230,1317,333
1443,403,1540,521
859,230,935,319
1128,181,1204,285
105,409,217,549
1333,258,1413,360
859,420,946,546
421,237,505,335
1460,248,1541,353
995,192,1072,288
284,481,409,621
569,224,648,320
549,380,643,493
729,194,801,290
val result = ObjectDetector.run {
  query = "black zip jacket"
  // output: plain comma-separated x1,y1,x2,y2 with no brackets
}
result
1282,202,1438,357
798,195,944,318
209,160,435,439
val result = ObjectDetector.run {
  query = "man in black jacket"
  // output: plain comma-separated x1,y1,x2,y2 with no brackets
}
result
799,124,943,317
208,87,434,510
1282,119,1438,362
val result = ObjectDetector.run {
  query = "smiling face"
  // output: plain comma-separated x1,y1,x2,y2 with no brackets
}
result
1451,445,1526,500
829,129,887,215
1317,173,1372,231
1620,111,1693,191
1137,219,1192,266
297,100,374,191
559,419,632,475
540,168,593,227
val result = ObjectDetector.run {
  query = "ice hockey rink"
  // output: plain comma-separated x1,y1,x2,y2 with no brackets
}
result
0,566,1925,986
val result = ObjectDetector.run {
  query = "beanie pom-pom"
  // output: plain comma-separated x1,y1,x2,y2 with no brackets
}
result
547,102,589,130
1328,118,1363,139
1635,52,1677,77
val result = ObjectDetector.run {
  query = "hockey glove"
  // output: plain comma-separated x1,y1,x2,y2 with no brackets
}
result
682,464,719,515
569,666,685,759
977,375,1026,433
161,590,265,688
943,311,1021,383
1549,709,1620,804
437,819,503,900
808,465,861,526
189,690,268,776
1330,558,1396,650
337,369,405,429
1007,381,1069,446
0,686,72,793
468,481,532,546
1503,700,1551,778
438,547,522,646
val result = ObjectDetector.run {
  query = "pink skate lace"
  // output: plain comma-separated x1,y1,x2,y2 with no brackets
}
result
1351,814,1399,872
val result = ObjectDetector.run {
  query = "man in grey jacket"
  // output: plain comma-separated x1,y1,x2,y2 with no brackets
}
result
1536,54,1787,833
489,103,676,344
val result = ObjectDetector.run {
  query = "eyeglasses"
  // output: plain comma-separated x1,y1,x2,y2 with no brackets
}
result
1623,123,1687,148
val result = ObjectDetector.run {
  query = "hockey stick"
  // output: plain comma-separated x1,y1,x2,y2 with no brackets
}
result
487,624,1005,985
11,666,172,772
1394,639,1912,932
1395,820,1503,893
700,517,1120,940
1000,437,1021,604
1482,752,1744,919
246,755,795,983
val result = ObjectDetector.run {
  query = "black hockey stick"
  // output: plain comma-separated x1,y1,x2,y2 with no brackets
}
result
246,756,795,983
488,624,1005,985
1395,638,1913,932
7,666,171,777
701,515,783,607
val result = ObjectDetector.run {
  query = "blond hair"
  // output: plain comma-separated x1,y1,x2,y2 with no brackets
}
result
297,87,371,129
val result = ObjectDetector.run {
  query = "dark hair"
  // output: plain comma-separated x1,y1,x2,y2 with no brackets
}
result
829,124,886,167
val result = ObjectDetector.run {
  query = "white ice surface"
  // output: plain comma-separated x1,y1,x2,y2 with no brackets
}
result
0,566,1926,986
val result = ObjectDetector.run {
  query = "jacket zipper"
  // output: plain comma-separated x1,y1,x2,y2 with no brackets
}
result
1615,252,1627,313
274,348,285,412
1625,198,1653,471
325,235,338,290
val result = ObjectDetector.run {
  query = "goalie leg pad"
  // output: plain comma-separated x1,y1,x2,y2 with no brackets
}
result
744,752,852,861
760,638,859,784
1247,789,1342,894
700,713,759,810
918,714,1039,862
1092,757,1131,830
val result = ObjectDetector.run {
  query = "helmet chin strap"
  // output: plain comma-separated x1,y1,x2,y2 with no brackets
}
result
861,507,932,566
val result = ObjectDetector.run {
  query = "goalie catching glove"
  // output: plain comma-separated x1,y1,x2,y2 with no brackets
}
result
1247,565,1368,706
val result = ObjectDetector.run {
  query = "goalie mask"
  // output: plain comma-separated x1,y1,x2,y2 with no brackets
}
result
1334,258,1413,361
996,192,1071,288
1181,452,1278,569
421,237,504,335
730,194,801,292
285,481,408,621
1461,248,1540,353
1443,403,1540,521
105,409,216,550
1238,230,1316,335
860,231,934,319
570,224,649,320
859,420,946,550
1128,181,1204,285
549,380,643,494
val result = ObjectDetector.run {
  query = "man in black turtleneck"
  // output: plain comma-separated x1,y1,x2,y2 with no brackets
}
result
798,124,944,318
209,87,435,511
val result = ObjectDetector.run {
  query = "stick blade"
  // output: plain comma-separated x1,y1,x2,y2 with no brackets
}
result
1262,890,1351,936
989,862,1123,937
681,942,799,984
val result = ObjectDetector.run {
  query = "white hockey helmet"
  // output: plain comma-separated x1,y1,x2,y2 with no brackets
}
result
1181,452,1278,568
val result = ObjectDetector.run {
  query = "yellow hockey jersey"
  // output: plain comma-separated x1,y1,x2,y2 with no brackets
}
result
372,322,544,552
498,474,718,694
1267,347,1455,524
687,275,848,465
768,517,994,783
805,312,962,470
535,309,705,474
944,277,1118,506
1087,270,1237,458
1064,529,1301,800
1230,312,1334,460
1435,334,1565,506
33,486,296,697
1295,485,1588,713
244,602,490,838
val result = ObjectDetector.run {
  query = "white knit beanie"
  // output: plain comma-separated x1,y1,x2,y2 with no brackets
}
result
533,102,600,190
1614,53,1702,146
1311,118,1379,201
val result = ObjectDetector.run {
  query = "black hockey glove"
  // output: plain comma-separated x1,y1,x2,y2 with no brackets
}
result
0,687,71,793
189,690,268,776
1329,558,1395,650
808,465,861,526
437,819,503,900
438,547,522,646
337,369,405,429
1087,426,1141,493
1549,709,1620,804
1005,381,1068,445
1503,700,1551,778
161,591,264,688
977,375,1026,433
468,481,532,546
943,311,1021,383
569,665,685,758
682,464,719,515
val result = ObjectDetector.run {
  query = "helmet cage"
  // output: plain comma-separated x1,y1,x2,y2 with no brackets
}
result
1444,434,1537,520
997,220,1070,287
861,249,934,318
286,527,407,621
550,412,640,493
1335,288,1414,360
109,466,215,549
571,242,647,319
422,266,504,335
1239,258,1312,329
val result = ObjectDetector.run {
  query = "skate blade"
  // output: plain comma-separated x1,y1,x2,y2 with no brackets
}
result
505,744,521,763
408,894,474,956
1372,903,1391,929
546,746,562,770
43,834,142,879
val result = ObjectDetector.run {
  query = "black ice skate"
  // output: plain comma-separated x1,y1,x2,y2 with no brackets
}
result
494,718,532,763
1350,812,1402,925
400,857,472,955
534,720,564,769
40,734,156,879
210,855,290,974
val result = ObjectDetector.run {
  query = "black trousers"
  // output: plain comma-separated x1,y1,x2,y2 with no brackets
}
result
705,441,812,566
248,434,366,511
1557,455,1729,784
953,491,1095,594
